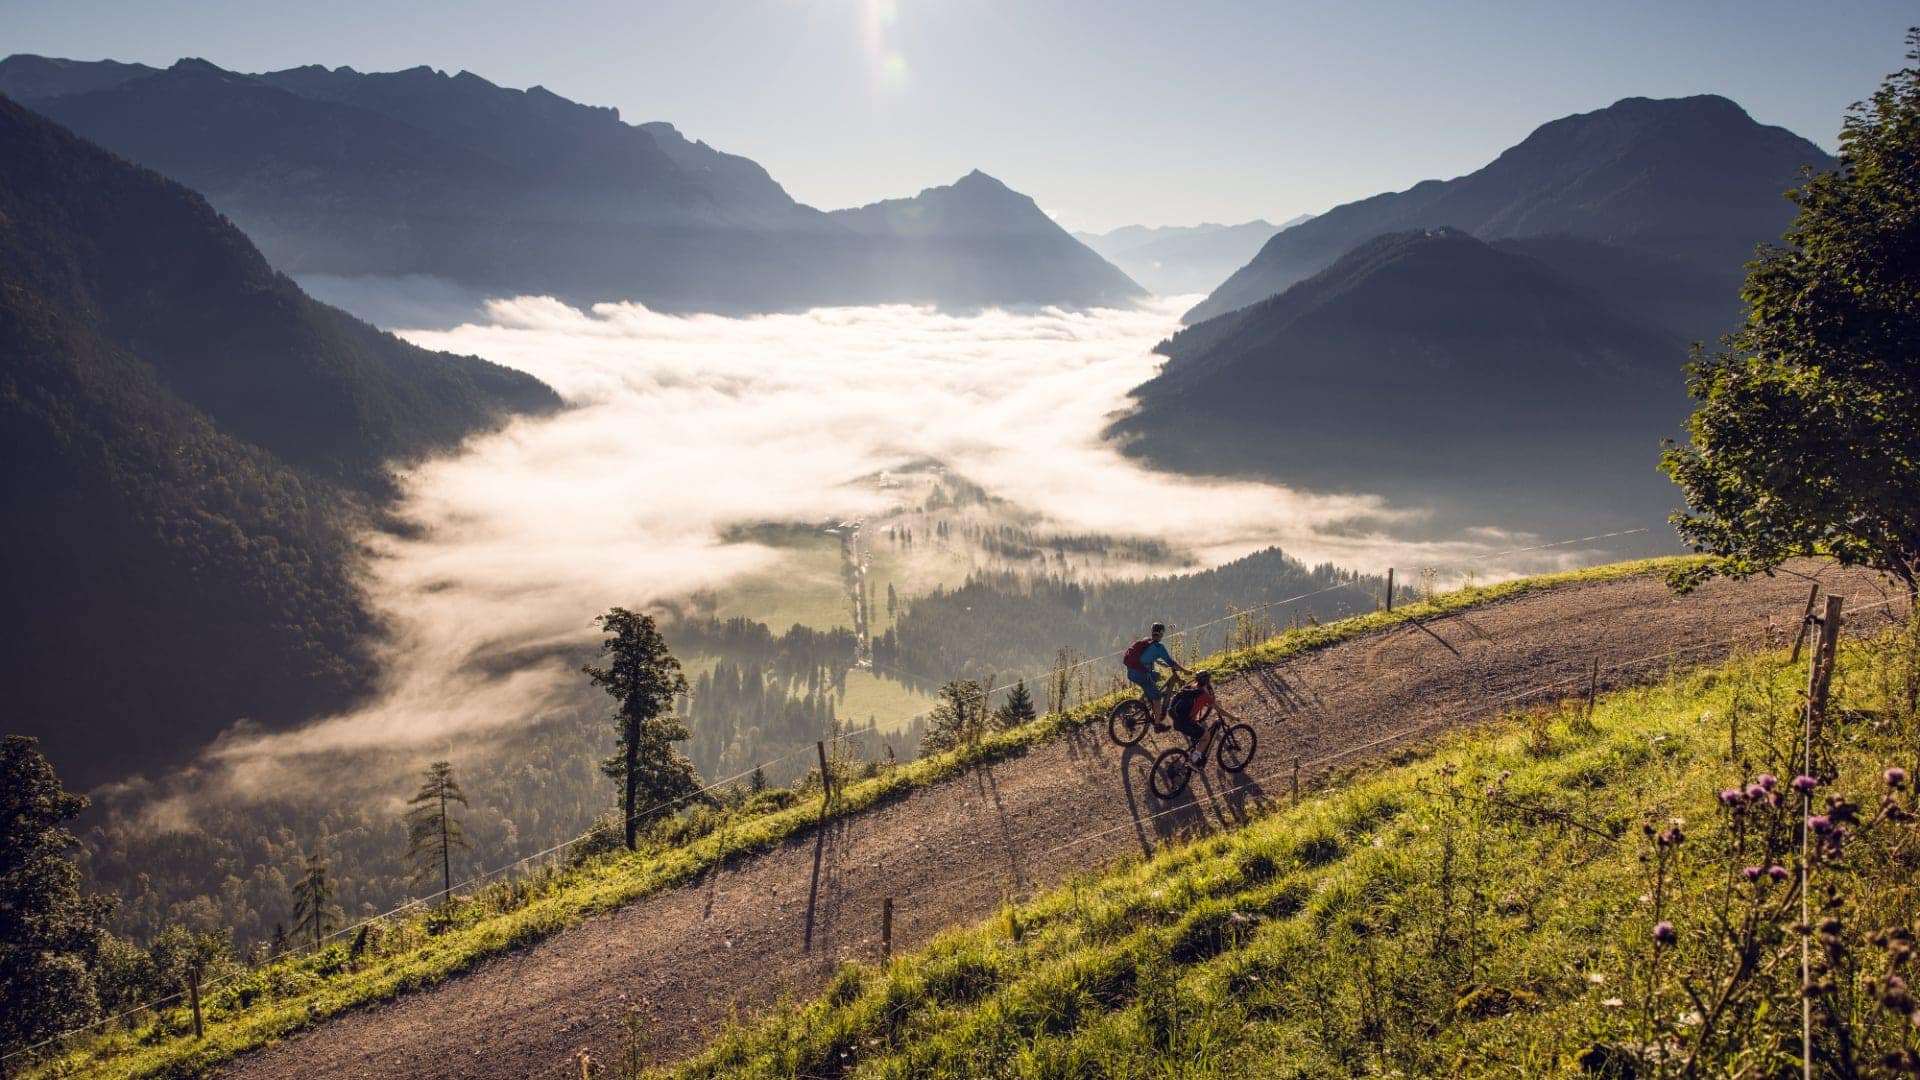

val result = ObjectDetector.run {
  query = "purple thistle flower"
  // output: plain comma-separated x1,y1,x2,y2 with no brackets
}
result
1744,783,1768,802
1768,865,1790,882
1653,922,1677,946
1887,767,1908,790
1809,815,1833,834
1825,824,1849,855
1792,775,1819,795
1718,789,1744,807
1742,866,1764,881
1757,774,1779,791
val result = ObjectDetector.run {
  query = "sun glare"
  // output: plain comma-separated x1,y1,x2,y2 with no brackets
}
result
862,0,908,84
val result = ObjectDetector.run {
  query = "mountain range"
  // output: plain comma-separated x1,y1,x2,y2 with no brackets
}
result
0,94,558,784
1076,215,1312,296
1118,95,1835,535
0,54,1143,315
1185,94,1831,328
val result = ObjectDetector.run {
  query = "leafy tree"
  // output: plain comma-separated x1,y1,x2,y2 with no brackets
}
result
403,761,470,906
920,679,991,755
584,608,700,850
0,735,111,1058
290,853,340,952
147,926,228,1040
993,680,1039,729
1663,31,1920,598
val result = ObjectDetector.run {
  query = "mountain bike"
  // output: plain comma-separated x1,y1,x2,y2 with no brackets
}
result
1149,711,1257,799
1107,671,1186,746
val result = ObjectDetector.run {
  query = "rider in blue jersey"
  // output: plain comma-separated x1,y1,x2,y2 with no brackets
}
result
1123,622,1191,729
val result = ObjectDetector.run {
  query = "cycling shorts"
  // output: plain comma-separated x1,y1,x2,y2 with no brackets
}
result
1127,667,1163,700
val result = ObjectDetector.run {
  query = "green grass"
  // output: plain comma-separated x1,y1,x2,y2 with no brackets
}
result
658,609,1920,1078
27,556,1696,1080
838,669,940,733
712,530,854,632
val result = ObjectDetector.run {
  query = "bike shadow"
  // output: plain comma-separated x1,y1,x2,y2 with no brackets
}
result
1119,739,1269,854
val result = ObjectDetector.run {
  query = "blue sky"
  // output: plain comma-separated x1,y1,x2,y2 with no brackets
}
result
1,1,1910,231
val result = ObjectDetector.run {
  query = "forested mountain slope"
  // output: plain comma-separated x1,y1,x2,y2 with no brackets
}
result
1114,228,1687,532
0,95,557,784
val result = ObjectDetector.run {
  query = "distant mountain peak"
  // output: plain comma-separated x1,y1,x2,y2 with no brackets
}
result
168,57,233,77
1184,92,1832,323
954,168,1008,189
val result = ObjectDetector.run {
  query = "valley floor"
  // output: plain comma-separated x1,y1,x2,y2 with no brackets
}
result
212,562,1904,1079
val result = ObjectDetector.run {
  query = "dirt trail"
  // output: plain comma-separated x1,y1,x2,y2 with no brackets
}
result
222,565,1905,1079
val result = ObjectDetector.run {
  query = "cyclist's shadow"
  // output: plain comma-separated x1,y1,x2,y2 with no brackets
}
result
1118,740,1268,855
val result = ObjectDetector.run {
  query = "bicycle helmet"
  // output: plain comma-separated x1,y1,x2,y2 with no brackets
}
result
1194,669,1213,685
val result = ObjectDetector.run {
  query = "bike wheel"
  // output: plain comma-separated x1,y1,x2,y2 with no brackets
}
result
1217,724,1257,772
1150,747,1194,799
1108,699,1152,746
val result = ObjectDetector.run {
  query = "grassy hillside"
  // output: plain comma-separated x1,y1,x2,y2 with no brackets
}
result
658,608,1920,1077
17,559,1690,1080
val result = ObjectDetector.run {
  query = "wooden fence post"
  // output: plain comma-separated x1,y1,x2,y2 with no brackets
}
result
1585,657,1600,720
1789,583,1821,663
1807,595,1844,736
816,740,832,805
1385,568,1394,612
1292,757,1302,804
882,897,894,961
188,975,204,1040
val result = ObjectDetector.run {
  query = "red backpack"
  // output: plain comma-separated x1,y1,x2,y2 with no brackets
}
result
1123,636,1153,673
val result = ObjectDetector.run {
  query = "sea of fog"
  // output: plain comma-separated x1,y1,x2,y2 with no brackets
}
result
198,293,1636,797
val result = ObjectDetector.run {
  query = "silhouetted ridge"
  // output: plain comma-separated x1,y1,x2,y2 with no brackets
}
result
826,171,1145,305
1076,217,1308,296
0,55,1141,313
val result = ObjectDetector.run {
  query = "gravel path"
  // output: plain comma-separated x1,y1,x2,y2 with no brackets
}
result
221,563,1904,1079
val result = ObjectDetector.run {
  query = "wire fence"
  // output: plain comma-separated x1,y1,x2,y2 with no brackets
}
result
881,586,1913,927
11,531,1904,1068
